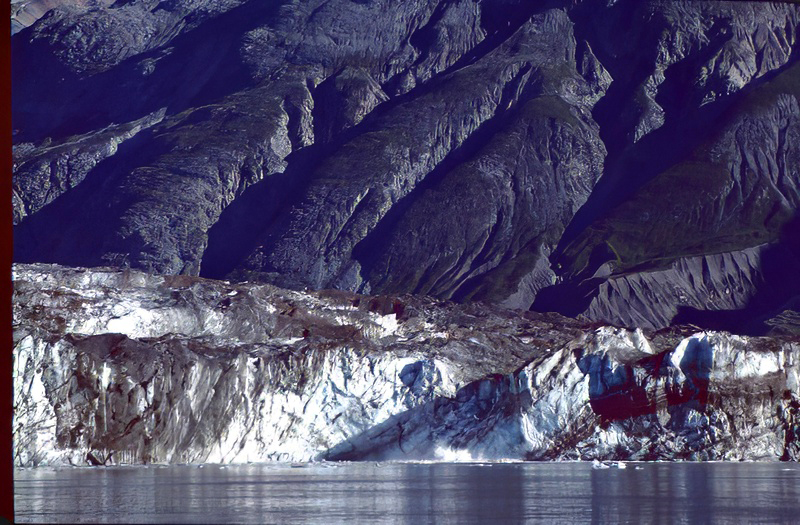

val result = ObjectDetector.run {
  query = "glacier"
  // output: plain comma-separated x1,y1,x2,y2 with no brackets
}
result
12,263,800,466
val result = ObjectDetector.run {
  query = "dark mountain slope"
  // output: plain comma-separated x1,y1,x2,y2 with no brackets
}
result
12,0,800,334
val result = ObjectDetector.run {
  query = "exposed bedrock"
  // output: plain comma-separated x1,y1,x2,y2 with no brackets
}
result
237,9,606,300
582,245,767,331
541,57,800,332
11,0,800,334
13,264,800,466
12,110,166,225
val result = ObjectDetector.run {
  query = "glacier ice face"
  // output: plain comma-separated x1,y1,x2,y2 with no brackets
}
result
12,263,800,466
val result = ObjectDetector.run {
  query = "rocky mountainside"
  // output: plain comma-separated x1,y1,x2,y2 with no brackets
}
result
12,263,800,466
12,0,800,333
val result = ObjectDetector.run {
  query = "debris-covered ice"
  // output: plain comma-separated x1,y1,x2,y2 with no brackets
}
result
12,263,800,466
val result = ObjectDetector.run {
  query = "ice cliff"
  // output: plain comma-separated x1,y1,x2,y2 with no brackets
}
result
13,264,800,466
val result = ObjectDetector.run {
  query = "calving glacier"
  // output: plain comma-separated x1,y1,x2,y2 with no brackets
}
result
12,264,800,466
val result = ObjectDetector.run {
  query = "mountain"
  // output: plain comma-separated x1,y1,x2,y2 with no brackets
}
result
11,1,800,467
12,0,800,333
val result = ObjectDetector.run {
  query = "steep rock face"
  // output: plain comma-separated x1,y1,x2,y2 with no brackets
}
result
557,67,800,281
12,110,166,224
21,0,249,75
12,264,800,465
14,85,295,273
545,59,800,331
583,245,766,331
11,0,800,334
576,0,798,150
354,90,605,308
11,0,115,35
13,0,497,275
312,67,390,145
237,9,606,297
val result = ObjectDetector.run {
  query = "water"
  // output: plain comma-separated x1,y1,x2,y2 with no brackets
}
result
14,462,800,524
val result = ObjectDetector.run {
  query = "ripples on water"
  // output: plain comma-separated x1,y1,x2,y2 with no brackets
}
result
14,462,800,524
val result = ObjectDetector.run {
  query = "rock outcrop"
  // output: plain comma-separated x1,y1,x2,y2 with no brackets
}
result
13,0,800,333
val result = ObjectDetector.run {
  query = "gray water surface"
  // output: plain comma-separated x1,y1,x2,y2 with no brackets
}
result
14,462,800,524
